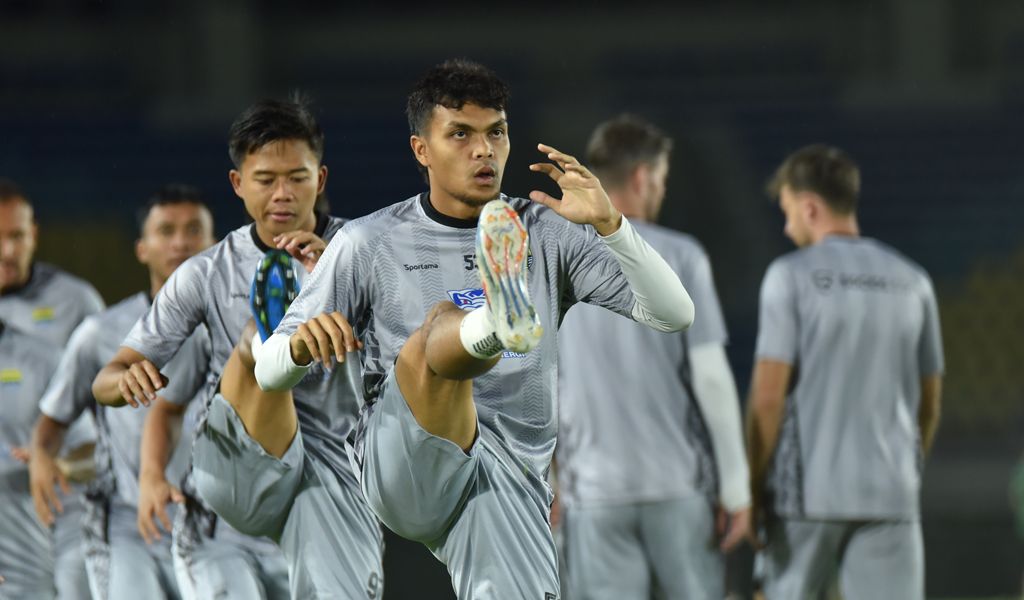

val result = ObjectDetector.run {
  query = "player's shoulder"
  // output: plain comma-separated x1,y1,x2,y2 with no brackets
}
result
35,262,102,301
93,292,149,326
178,224,251,274
332,195,422,245
322,214,348,242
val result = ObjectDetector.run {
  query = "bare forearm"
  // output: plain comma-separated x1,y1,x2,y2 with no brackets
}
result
140,400,183,481
93,363,129,406
31,415,69,458
919,376,943,456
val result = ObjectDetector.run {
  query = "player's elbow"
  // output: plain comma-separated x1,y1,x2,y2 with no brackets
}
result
654,296,695,333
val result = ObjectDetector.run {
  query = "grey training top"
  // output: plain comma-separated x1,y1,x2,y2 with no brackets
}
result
38,292,207,507
755,236,944,520
123,216,361,483
556,222,728,507
277,194,636,485
0,324,60,485
0,262,105,348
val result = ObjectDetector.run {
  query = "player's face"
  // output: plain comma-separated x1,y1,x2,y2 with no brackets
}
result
229,139,327,237
643,153,670,221
0,199,37,291
413,103,510,214
137,203,215,283
779,185,812,247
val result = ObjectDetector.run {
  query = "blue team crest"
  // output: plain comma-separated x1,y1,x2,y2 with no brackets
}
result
447,287,486,311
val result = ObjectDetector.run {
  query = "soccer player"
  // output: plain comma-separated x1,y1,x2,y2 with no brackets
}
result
555,114,750,599
0,179,103,600
92,98,377,599
255,59,695,598
747,145,944,599
29,185,214,600
0,319,61,598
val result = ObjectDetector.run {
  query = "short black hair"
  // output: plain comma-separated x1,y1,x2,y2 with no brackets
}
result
136,184,209,233
228,96,325,169
585,114,673,189
406,59,511,136
0,178,32,210
766,144,860,214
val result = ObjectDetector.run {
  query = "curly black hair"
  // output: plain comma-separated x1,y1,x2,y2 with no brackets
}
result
406,59,511,136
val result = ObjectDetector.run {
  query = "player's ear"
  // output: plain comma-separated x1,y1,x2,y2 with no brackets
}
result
630,163,649,197
316,165,328,195
228,170,244,199
410,135,429,169
134,237,147,265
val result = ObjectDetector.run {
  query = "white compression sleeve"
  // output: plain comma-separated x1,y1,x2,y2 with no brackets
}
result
689,343,751,511
599,216,695,332
254,333,311,391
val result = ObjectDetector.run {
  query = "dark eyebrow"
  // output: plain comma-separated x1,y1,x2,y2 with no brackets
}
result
252,167,311,176
447,119,508,132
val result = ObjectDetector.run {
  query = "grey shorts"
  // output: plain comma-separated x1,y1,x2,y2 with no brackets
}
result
761,518,923,600
0,486,54,600
82,499,180,600
193,393,384,599
356,369,560,600
562,496,722,600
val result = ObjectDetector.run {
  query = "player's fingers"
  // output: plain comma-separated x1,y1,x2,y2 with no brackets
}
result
170,486,185,504
50,479,64,515
538,144,579,167
296,324,321,363
305,319,333,365
30,476,51,523
141,361,166,393
156,503,172,536
124,371,150,407
127,364,157,405
56,471,70,496
715,507,727,536
528,190,560,210
139,511,158,544
564,163,593,178
118,377,140,408
528,162,564,183
313,314,346,363
328,312,359,354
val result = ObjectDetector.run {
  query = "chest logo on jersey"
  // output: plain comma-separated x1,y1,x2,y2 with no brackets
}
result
446,287,526,359
32,307,55,322
447,287,486,311
0,368,23,384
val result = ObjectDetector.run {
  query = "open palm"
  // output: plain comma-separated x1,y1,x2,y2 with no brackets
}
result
529,143,621,235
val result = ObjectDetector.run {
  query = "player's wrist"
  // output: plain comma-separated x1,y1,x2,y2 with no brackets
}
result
593,211,622,237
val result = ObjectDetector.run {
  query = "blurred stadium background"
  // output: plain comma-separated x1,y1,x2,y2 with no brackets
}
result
2,0,1022,598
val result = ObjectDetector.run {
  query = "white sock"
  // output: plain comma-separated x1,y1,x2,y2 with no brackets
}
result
459,307,503,359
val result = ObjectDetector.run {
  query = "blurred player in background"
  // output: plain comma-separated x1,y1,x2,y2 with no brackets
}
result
92,98,379,599
0,318,61,598
29,185,214,600
0,179,103,600
255,59,695,598
747,145,944,599
555,114,750,599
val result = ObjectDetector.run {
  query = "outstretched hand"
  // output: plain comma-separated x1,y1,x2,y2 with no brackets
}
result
529,143,621,236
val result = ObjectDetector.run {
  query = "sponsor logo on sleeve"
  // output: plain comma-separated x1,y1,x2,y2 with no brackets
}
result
31,307,55,322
